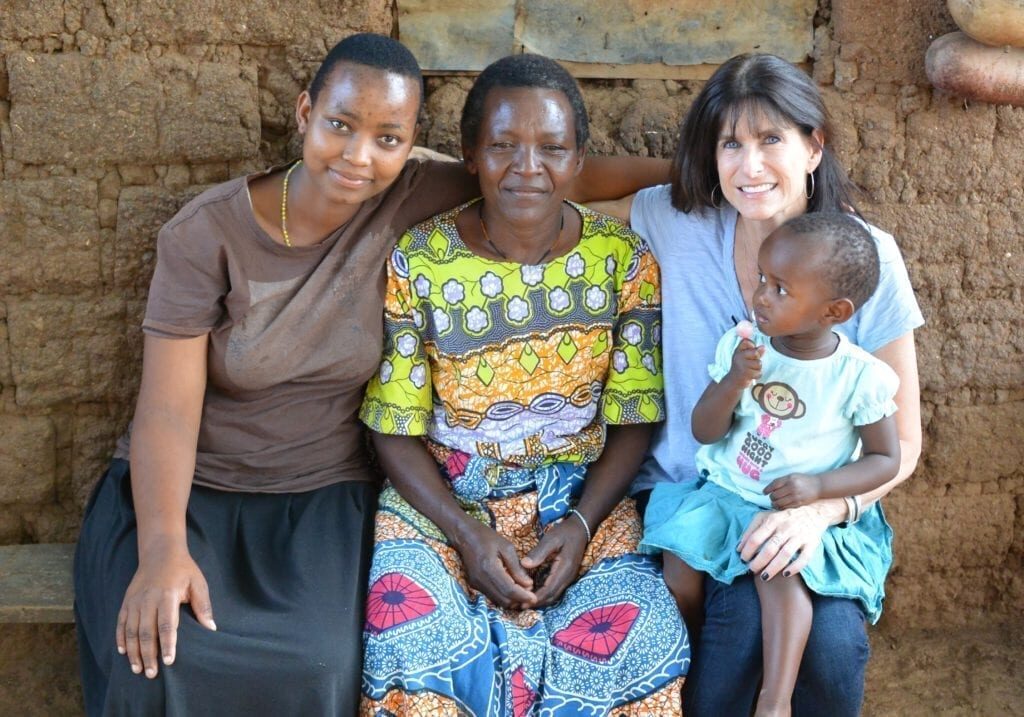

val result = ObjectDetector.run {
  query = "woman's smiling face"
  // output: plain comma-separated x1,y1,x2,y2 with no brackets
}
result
463,86,583,225
715,106,823,229
296,62,420,206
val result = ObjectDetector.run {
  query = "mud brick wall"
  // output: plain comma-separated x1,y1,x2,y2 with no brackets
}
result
0,0,1021,713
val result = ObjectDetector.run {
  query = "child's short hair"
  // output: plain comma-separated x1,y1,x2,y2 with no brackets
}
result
781,212,880,310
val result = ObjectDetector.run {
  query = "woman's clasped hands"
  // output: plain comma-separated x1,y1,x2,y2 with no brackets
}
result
452,513,588,610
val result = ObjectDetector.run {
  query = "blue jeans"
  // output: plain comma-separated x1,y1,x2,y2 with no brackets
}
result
684,574,869,716
634,488,870,715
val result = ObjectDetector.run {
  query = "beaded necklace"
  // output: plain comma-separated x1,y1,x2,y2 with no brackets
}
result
280,160,301,248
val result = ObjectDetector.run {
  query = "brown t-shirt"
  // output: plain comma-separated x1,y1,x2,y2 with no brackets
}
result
115,159,473,492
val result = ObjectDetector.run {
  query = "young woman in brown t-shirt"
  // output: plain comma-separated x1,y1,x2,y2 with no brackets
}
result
74,33,670,716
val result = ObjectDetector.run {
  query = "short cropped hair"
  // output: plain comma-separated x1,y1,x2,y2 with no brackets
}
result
309,33,424,109
460,54,589,150
671,53,860,216
781,212,880,310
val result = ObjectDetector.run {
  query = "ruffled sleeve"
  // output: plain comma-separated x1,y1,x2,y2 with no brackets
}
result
845,359,900,426
707,328,744,383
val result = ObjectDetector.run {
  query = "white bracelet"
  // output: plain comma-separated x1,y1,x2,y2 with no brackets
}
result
841,495,862,527
568,508,592,542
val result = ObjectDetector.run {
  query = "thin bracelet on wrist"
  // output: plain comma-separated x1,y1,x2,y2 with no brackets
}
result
840,495,862,527
568,508,592,542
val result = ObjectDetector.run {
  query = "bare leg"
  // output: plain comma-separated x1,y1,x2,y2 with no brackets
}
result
753,573,812,717
662,552,705,646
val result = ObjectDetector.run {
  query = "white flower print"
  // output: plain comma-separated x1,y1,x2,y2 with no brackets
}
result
379,360,393,383
566,252,586,278
521,264,545,286
653,324,662,346
480,271,503,298
642,354,657,375
549,287,571,312
621,322,642,345
391,248,410,278
585,285,608,311
466,306,489,332
612,350,628,373
433,308,451,333
605,255,617,277
442,278,465,305
410,363,427,389
413,274,431,298
507,296,530,322
411,308,424,329
396,334,417,358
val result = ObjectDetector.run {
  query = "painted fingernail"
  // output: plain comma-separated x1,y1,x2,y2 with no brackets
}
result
783,570,792,578
117,645,126,655
145,667,156,678
163,654,174,665
760,572,769,581
131,663,141,674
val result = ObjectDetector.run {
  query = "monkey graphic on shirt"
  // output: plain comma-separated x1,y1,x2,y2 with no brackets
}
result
736,382,806,481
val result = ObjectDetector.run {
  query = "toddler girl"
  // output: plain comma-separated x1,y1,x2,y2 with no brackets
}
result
641,212,901,716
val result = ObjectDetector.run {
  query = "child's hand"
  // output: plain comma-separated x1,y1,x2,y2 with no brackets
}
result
726,334,765,388
763,473,822,509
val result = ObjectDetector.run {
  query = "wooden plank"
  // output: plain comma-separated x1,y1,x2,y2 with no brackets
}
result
520,0,817,66
0,543,75,623
402,0,816,73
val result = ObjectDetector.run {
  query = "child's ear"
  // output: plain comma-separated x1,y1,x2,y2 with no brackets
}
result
824,298,855,325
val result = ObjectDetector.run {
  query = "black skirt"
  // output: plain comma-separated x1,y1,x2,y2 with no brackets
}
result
74,459,377,716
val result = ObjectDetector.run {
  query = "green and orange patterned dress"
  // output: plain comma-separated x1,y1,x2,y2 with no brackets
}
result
359,200,689,716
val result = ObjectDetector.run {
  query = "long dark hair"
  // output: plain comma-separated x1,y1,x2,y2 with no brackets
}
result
670,53,860,216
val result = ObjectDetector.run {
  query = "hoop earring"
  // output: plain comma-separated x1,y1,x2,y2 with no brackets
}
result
711,184,723,209
806,171,816,200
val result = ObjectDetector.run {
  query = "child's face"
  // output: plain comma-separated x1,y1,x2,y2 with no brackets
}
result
752,228,835,338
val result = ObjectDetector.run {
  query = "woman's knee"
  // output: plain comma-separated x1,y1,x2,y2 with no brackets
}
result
792,595,869,716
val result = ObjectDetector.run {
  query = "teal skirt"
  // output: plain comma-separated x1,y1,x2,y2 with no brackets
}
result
640,481,893,623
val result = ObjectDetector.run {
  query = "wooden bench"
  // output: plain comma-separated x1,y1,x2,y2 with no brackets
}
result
0,543,76,623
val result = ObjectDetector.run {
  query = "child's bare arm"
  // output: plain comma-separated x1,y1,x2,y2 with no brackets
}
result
691,337,763,444
763,414,901,509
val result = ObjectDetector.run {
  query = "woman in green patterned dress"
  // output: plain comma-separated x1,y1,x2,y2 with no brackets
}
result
357,54,690,716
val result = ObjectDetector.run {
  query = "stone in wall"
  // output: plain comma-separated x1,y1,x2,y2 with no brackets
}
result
6,297,133,407
926,403,1024,484
6,52,260,167
904,99,998,203
884,568,1017,629
72,409,131,507
832,0,956,86
617,97,680,158
0,0,65,40
0,178,102,295
115,185,214,292
985,108,1024,203
0,415,55,504
888,492,1015,576
98,0,390,45
970,204,1024,296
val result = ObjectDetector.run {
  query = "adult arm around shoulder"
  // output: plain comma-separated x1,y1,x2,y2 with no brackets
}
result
571,157,671,204
738,330,922,579
119,334,217,679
